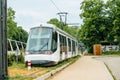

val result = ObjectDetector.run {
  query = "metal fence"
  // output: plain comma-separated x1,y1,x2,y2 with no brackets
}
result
7,39,26,55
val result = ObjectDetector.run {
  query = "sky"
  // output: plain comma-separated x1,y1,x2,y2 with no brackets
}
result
8,0,84,31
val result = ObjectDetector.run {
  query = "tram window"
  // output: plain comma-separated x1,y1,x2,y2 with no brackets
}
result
65,37,67,46
76,42,78,47
72,40,75,51
60,35,65,46
60,35,63,46
51,32,57,52
59,34,67,52
62,36,65,46
76,42,78,51
63,36,67,46
59,34,63,52
64,36,67,52
75,42,77,52
74,41,75,51
68,38,71,51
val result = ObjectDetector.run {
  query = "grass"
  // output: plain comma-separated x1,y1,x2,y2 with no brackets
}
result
8,62,48,80
7,55,80,80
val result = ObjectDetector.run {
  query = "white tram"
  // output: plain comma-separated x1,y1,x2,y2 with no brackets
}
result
25,24,79,66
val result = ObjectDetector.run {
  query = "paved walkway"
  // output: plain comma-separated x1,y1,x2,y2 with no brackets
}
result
47,56,113,80
95,56,120,80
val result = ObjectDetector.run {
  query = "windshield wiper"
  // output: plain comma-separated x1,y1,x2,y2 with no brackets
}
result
38,41,48,51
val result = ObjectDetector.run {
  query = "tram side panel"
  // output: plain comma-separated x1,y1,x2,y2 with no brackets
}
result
75,42,78,56
66,37,69,59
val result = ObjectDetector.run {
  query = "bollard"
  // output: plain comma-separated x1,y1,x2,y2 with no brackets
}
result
27,60,31,70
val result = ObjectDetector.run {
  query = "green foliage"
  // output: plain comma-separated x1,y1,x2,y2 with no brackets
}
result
8,54,16,66
47,18,80,40
13,26,28,42
7,7,18,39
18,54,24,63
102,51,120,55
7,7,28,42
47,18,61,28
8,54,24,66
80,0,120,53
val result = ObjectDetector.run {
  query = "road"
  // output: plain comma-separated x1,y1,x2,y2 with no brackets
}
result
95,56,120,80
47,56,113,80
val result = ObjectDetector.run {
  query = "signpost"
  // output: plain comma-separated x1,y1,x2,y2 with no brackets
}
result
0,0,7,79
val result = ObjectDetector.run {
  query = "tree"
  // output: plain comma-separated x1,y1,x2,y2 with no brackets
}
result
80,0,120,53
7,7,18,39
80,0,108,52
47,18,80,40
47,18,66,30
7,7,28,42
106,0,120,46
13,26,28,42
47,18,61,28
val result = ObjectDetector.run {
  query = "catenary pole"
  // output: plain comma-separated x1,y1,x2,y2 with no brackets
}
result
0,0,7,79
57,12,68,30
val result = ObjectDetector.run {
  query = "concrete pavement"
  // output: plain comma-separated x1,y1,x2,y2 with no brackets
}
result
95,56,120,80
47,56,113,80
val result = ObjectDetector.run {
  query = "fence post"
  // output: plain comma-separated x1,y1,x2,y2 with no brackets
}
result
21,42,24,51
15,41,20,55
8,39,14,52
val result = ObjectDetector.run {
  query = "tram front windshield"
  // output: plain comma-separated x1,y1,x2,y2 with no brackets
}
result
26,27,53,52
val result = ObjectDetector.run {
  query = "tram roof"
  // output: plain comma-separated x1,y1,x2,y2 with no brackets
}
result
31,24,77,41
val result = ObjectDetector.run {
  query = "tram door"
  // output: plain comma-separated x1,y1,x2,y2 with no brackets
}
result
59,34,67,60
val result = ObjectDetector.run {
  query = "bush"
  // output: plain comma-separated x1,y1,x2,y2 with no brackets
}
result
8,55,12,66
8,54,24,66
102,51,120,55
8,54,16,66
18,54,24,63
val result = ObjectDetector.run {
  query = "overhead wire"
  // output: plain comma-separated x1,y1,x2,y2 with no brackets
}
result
50,0,61,12
50,0,80,26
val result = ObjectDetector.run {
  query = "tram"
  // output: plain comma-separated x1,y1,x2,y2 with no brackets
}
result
25,24,79,66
